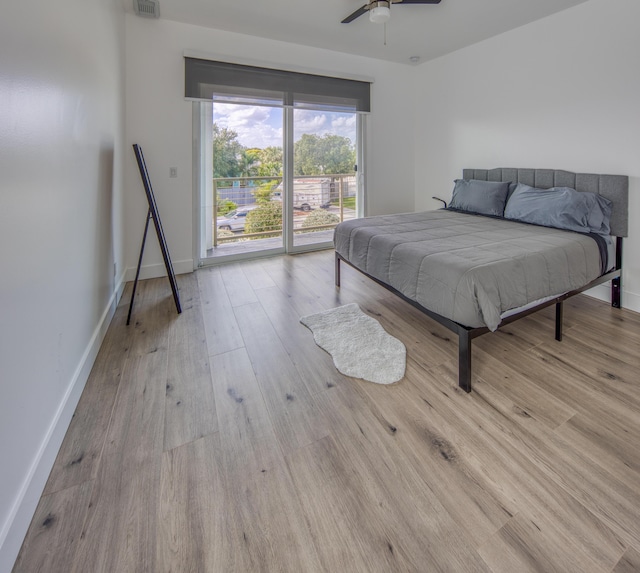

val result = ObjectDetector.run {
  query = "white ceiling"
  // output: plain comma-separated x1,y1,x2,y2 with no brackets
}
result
126,0,591,65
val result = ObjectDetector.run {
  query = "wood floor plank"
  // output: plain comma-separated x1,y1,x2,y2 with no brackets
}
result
532,337,640,412
478,332,640,434
473,314,553,355
472,342,640,494
422,362,630,567
157,433,227,572
224,460,325,572
477,510,607,573
70,351,166,573
233,302,330,455
565,293,640,329
286,435,413,573
260,256,331,316
210,348,324,571
302,251,395,305
12,481,93,573
254,285,344,395
163,273,217,451
340,367,516,548
69,279,169,573
472,345,577,429
612,546,640,573
526,344,640,429
315,379,511,555
288,430,492,573
563,314,640,367
240,258,277,290
219,262,259,307
554,413,640,491
198,266,245,356
43,291,133,494
210,348,283,473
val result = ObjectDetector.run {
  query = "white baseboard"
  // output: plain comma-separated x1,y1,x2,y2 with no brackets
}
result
0,273,127,573
583,284,640,313
124,258,194,282
622,289,640,313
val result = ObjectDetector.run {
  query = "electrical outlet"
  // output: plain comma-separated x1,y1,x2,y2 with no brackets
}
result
169,167,178,178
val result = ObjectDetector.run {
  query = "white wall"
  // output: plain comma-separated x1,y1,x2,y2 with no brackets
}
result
0,0,126,568
413,0,640,311
124,16,416,278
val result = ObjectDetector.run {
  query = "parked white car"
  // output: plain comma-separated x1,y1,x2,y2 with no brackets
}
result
216,207,254,232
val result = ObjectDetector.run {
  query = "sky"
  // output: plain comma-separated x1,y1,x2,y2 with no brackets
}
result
213,103,356,149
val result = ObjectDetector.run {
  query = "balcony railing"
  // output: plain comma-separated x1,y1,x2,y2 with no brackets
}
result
211,174,356,247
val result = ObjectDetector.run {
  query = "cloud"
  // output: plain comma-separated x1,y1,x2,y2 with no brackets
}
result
213,104,357,148
294,110,328,134
331,115,356,130
214,103,283,148
295,110,356,143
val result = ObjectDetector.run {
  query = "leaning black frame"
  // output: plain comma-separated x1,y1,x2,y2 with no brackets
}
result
335,235,622,393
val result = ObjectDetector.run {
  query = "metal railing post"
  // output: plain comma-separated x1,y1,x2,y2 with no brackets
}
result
213,179,218,247
339,176,344,222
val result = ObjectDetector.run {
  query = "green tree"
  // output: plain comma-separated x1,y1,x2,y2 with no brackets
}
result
294,134,355,176
239,148,261,178
252,179,280,205
256,146,283,177
216,195,237,215
213,124,245,181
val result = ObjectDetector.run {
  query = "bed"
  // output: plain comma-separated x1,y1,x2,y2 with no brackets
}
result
334,168,628,393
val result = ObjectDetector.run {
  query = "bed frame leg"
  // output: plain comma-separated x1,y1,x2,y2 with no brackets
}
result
335,252,341,287
555,302,564,342
612,277,621,308
612,237,622,308
458,330,472,393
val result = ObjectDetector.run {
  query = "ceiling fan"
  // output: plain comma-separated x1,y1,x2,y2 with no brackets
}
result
342,0,441,24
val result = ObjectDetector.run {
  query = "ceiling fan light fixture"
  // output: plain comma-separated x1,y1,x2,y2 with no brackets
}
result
369,2,391,23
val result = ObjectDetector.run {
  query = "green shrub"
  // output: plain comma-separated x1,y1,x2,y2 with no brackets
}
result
217,198,237,216
245,202,283,236
300,210,340,233
216,228,235,239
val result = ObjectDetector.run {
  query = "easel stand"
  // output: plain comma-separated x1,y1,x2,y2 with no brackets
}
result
127,144,182,325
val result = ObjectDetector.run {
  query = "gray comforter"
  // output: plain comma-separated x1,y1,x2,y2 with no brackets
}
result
334,210,604,331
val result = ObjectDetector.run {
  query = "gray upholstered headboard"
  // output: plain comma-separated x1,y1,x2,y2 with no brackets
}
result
462,168,629,238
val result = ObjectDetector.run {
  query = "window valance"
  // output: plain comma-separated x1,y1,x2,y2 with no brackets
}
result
185,57,371,113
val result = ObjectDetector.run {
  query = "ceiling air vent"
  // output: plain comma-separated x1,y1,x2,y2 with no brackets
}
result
134,0,160,18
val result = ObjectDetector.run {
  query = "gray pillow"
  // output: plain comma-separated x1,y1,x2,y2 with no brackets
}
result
448,179,511,217
504,183,613,235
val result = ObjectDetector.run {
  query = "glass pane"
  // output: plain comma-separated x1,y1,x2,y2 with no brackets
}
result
205,102,284,259
292,109,357,248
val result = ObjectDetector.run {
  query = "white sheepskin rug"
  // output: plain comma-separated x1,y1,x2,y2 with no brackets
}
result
300,303,406,385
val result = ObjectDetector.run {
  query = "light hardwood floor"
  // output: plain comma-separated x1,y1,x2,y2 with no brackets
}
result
13,250,640,572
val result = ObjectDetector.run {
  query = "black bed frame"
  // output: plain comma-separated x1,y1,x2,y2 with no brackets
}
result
335,237,623,393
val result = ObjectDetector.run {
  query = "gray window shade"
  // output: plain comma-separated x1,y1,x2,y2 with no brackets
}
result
185,57,371,113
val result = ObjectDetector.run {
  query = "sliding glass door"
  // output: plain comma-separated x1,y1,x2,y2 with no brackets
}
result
290,108,358,250
187,57,369,266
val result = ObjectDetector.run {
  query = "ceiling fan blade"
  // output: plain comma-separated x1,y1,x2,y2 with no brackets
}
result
341,4,368,23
